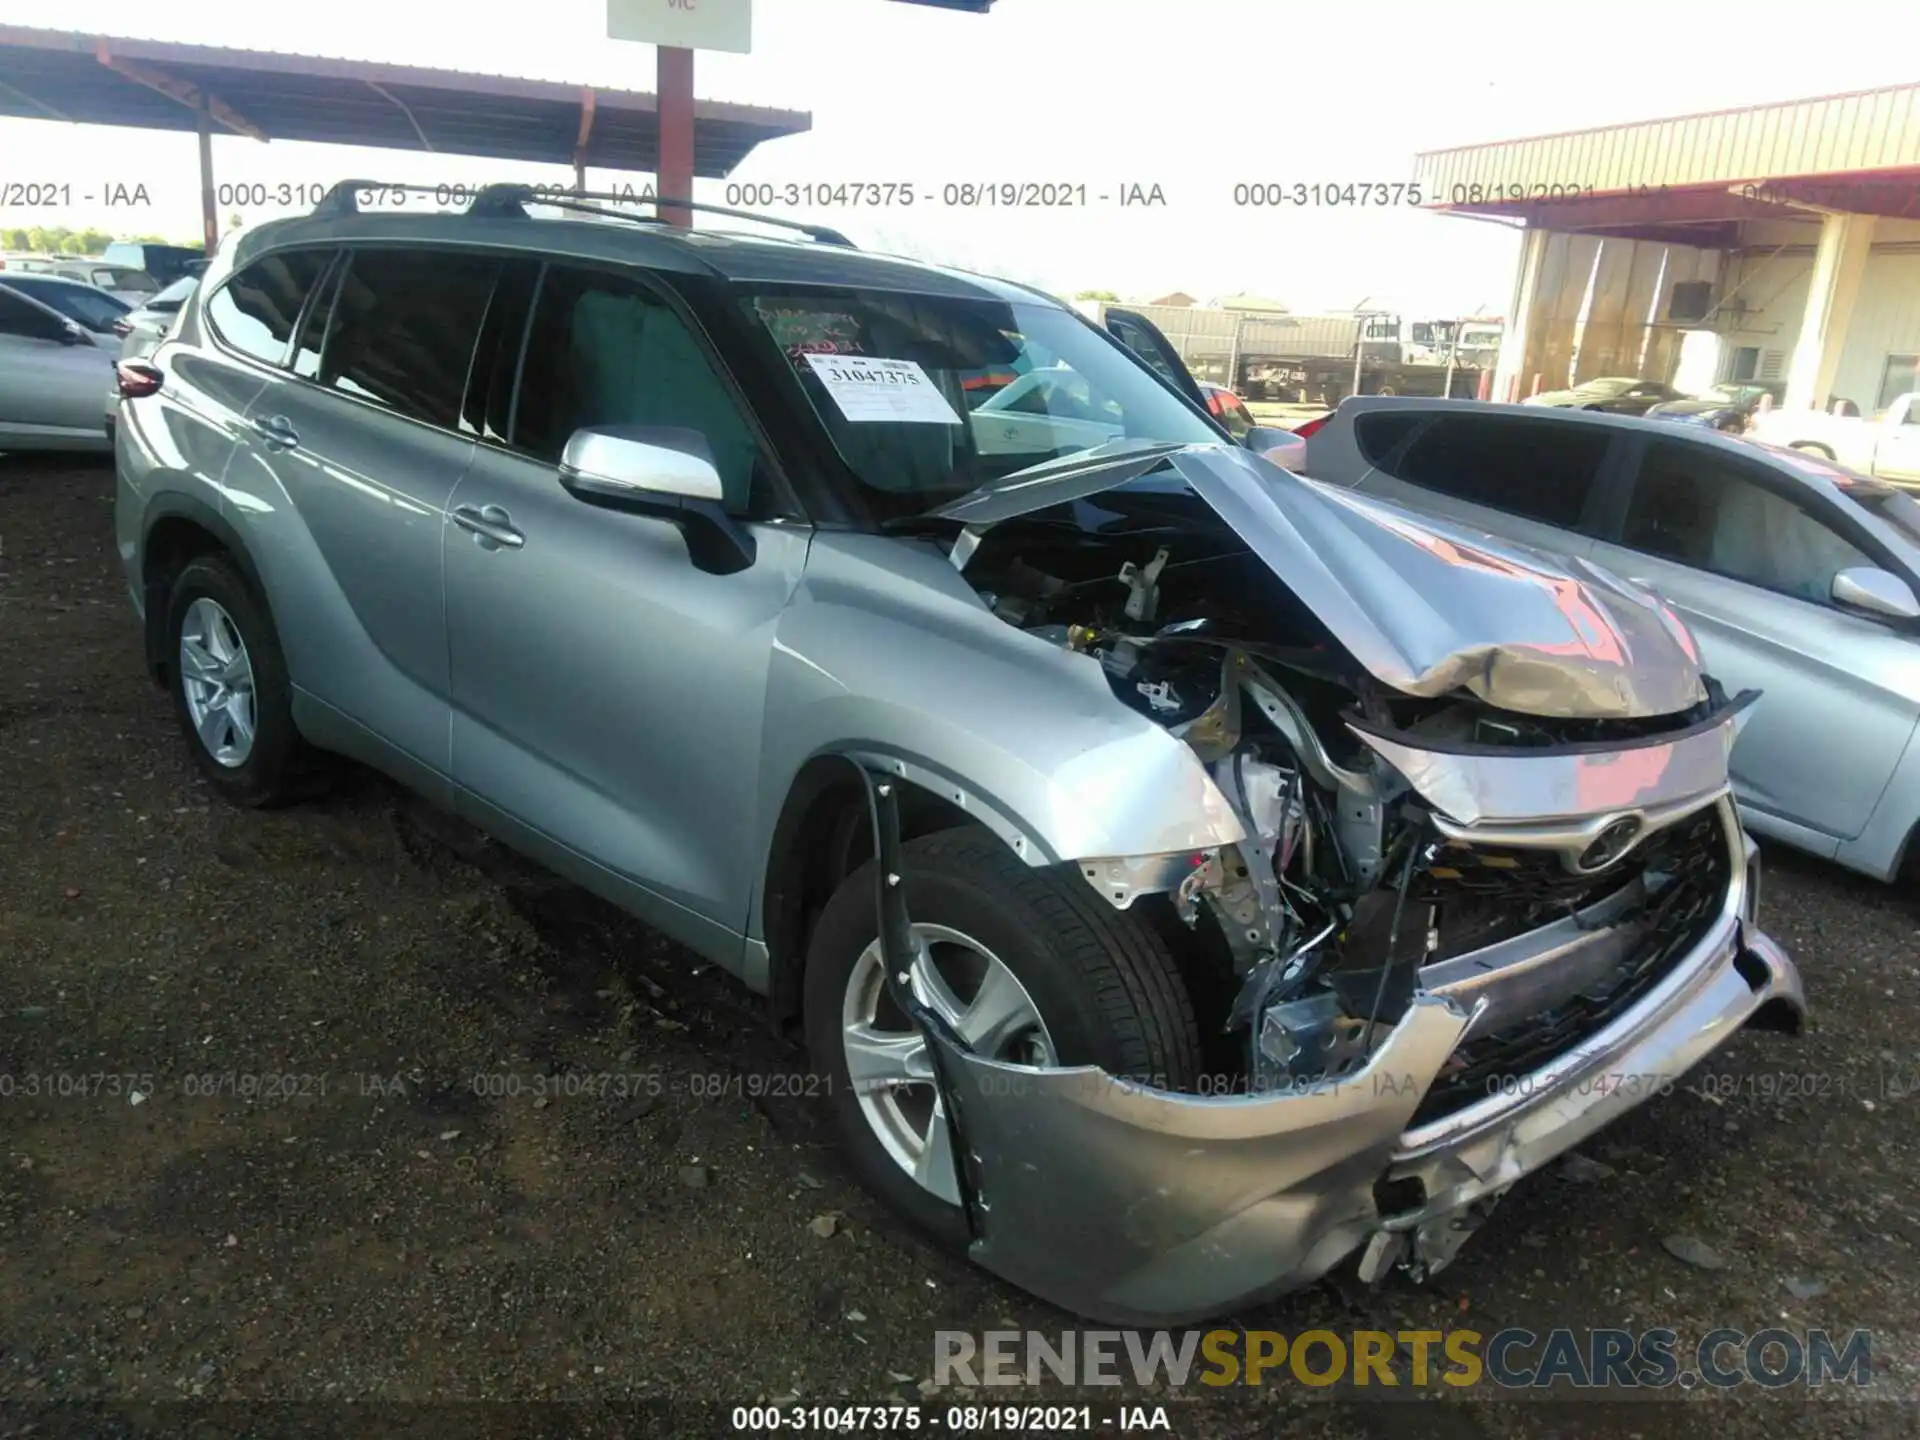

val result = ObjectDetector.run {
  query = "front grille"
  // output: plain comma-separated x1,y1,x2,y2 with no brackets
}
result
1409,805,1733,1126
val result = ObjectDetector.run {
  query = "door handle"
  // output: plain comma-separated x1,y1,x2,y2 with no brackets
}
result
250,413,299,450
452,503,525,550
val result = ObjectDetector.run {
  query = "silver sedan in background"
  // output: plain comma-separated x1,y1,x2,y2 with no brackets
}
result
0,276,122,453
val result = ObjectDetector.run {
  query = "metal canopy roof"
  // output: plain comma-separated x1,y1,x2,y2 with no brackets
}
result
1415,83,1920,245
0,24,811,176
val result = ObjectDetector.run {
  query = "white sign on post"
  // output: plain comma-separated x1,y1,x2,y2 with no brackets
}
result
607,0,752,53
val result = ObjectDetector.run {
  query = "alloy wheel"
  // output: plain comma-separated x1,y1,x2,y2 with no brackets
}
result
840,923,1055,1204
178,596,257,768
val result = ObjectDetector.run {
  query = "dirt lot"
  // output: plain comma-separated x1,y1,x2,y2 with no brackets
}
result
3,457,1918,1438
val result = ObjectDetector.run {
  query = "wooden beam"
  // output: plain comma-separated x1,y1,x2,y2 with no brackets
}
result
94,40,267,142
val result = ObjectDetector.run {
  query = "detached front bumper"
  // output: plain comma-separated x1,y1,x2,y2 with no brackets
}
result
927,854,1803,1326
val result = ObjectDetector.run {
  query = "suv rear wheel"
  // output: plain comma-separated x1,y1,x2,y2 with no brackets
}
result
164,556,325,806
802,826,1201,1244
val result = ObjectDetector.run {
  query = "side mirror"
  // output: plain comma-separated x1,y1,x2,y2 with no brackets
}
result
1242,425,1307,472
557,425,754,575
560,425,724,504
1832,566,1920,621
56,322,89,346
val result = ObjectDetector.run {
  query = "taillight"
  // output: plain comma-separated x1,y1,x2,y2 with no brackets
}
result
1291,411,1335,439
112,318,133,337
116,361,163,398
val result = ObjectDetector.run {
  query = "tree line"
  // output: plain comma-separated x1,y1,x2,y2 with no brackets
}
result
4,225,194,255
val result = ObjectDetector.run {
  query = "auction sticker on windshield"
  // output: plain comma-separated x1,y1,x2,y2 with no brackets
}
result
803,354,962,425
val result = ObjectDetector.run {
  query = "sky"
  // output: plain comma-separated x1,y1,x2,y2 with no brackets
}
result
0,0,1910,315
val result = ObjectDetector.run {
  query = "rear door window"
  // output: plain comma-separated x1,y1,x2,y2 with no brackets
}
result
206,250,335,368
1622,440,1872,605
317,248,501,428
1390,414,1611,529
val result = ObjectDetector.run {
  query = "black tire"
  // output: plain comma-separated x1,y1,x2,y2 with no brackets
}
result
802,826,1201,1245
164,555,326,807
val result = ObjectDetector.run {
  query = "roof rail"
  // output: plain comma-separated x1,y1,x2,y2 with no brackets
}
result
498,185,859,247
309,180,857,247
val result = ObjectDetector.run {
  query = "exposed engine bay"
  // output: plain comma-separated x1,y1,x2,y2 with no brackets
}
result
953,486,1738,1113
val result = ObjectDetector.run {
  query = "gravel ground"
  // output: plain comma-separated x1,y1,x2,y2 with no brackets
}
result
3,457,1918,1438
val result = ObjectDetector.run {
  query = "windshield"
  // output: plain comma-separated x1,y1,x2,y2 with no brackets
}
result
0,275,130,332
1853,487,1920,550
740,288,1220,517
147,276,198,313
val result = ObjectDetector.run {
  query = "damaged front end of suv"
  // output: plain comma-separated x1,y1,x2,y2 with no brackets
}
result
855,441,1805,1326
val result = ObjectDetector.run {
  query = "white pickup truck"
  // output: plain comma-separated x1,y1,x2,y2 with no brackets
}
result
1749,390,1920,485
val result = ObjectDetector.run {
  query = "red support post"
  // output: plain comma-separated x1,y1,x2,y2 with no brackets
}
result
198,92,217,253
657,45,694,228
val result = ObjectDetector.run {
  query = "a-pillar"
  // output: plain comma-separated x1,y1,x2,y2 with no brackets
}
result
1491,226,1549,404
1783,211,1875,413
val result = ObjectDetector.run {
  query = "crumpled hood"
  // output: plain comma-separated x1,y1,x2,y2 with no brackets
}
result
935,444,1708,720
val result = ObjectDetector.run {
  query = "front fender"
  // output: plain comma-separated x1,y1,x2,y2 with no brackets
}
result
747,532,1244,934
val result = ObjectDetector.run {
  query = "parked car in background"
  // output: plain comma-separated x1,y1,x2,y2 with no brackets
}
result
1523,376,1689,415
0,252,59,275
1303,397,1920,881
0,279,117,452
1748,391,1920,486
0,272,132,347
101,241,205,286
1200,380,1256,439
1200,381,1309,470
118,275,198,353
1644,381,1783,435
112,194,1800,1324
50,260,161,303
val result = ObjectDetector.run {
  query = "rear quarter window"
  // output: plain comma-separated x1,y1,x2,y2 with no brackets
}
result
206,250,334,367
1390,414,1611,530
1354,410,1429,467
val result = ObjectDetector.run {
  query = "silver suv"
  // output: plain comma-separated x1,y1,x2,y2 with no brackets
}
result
115,185,1805,1325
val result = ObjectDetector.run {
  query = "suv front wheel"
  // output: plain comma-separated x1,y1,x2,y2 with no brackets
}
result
803,826,1201,1245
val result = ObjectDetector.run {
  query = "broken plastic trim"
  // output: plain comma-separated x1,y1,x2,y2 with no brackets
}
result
845,756,982,1224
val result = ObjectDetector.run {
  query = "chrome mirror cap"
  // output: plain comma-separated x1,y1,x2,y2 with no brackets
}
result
558,425,725,505
1832,565,1920,621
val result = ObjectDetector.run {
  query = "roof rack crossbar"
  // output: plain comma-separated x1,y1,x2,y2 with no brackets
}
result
310,180,857,247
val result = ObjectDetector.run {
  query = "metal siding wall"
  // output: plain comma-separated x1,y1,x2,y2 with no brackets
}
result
1573,240,1646,381
1415,84,1920,198
1618,241,1675,377
1524,233,1601,391
1831,250,1920,410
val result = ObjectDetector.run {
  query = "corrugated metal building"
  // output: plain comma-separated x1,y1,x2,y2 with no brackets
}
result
1415,84,1920,413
